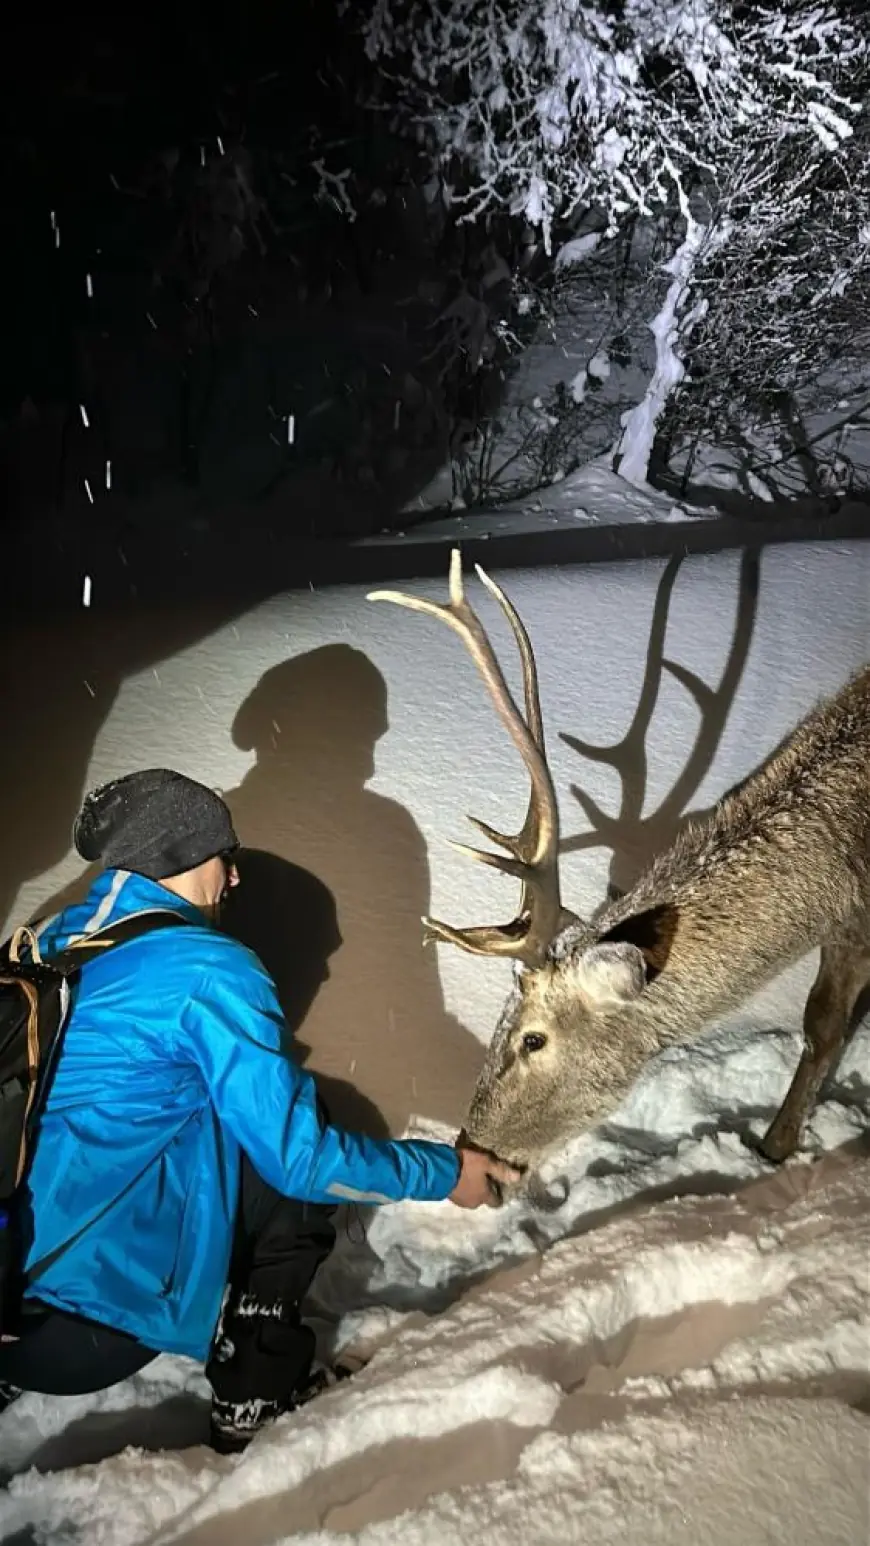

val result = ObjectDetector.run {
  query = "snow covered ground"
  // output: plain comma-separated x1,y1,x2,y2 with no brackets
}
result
2,1102,868,1544
1,524,869,1545
367,458,710,545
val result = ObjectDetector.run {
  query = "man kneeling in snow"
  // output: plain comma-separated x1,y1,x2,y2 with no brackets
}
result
0,770,515,1452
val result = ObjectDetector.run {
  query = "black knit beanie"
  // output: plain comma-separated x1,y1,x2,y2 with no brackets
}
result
73,769,239,880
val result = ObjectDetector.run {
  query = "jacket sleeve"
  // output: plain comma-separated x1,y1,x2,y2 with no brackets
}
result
179,947,461,1206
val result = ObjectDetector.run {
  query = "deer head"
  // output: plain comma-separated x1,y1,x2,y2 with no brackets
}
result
368,551,670,1180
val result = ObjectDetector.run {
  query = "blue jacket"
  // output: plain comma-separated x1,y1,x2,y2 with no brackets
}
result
19,869,460,1359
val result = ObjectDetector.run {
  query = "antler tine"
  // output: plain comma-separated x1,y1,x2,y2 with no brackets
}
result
421,914,543,964
447,838,527,880
368,549,565,967
471,562,549,869
473,563,544,750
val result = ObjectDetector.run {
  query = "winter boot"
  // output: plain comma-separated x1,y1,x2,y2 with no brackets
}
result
206,1291,355,1455
209,1363,354,1455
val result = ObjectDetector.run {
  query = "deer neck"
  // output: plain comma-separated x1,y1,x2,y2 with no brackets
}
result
594,865,811,1052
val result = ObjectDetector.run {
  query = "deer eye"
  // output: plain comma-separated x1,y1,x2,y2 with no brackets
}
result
522,1032,547,1054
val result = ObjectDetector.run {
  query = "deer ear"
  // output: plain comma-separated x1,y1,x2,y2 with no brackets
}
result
600,903,677,980
571,941,648,1008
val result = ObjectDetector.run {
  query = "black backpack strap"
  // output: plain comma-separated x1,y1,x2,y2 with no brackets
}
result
50,909,196,973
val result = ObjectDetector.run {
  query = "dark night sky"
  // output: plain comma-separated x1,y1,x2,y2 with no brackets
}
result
1,2,348,413
1,1,472,598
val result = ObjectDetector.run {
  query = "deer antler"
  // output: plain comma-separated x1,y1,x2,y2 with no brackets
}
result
368,549,570,968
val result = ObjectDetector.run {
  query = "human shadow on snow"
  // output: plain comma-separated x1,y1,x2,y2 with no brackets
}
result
222,644,483,1139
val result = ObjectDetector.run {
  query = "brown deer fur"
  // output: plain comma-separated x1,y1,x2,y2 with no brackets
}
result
370,557,870,1180
467,664,870,1170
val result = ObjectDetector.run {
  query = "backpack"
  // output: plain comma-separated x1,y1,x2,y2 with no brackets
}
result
0,909,192,1331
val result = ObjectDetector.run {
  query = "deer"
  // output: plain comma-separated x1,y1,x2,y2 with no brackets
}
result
368,550,870,1190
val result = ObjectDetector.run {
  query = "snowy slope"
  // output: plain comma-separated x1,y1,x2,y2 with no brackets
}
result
2,1138,867,1544
1,530,868,1544
373,458,712,543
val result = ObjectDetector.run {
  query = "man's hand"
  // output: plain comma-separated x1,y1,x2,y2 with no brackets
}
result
449,1145,522,1209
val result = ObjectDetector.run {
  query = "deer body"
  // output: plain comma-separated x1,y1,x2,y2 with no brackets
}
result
369,558,870,1179
597,657,870,1034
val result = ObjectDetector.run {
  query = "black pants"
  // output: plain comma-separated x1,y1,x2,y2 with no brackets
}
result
0,1156,336,1402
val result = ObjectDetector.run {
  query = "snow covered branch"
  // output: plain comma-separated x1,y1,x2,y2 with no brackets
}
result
361,0,869,488
616,168,710,486
362,0,866,249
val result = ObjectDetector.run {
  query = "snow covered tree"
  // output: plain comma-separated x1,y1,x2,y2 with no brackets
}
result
361,0,870,488
663,76,870,492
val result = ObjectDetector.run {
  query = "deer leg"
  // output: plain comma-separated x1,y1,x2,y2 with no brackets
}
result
760,936,870,1164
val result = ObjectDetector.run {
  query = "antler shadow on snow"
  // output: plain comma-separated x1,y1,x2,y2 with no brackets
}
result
559,548,761,901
